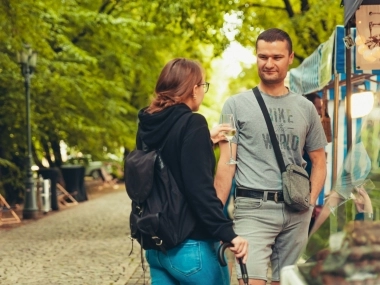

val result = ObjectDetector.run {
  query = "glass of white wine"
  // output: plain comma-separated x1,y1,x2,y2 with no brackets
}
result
221,114,238,165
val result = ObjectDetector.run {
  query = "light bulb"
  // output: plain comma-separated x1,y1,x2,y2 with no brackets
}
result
372,46,380,58
363,49,377,62
357,44,368,55
355,35,364,46
351,91,374,118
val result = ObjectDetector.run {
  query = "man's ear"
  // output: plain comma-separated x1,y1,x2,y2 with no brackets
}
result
289,51,294,65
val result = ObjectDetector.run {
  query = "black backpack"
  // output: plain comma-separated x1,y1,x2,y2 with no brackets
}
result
124,118,196,253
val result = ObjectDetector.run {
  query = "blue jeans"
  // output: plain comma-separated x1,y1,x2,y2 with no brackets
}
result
145,239,230,285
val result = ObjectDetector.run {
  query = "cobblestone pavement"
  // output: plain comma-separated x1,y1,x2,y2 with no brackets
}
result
0,188,148,285
0,188,247,285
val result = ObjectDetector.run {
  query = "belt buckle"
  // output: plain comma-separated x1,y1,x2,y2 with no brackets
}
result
274,192,278,203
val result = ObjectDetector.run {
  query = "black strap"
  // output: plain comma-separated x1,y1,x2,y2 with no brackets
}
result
252,87,286,173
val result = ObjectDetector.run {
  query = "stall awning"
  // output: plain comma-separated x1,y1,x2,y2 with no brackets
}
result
344,0,363,26
289,25,380,96
289,29,334,94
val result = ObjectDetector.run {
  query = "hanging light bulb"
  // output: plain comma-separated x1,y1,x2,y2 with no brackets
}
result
372,46,380,58
363,49,377,62
351,91,375,118
357,44,368,55
355,35,365,45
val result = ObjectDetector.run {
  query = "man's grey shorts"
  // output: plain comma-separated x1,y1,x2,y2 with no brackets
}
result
233,196,313,282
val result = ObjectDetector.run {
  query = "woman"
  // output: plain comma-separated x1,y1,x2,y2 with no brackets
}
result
136,58,248,285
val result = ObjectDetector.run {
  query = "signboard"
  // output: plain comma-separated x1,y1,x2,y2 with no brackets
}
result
356,5,380,70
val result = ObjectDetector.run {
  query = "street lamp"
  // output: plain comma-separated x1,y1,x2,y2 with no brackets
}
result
17,44,38,219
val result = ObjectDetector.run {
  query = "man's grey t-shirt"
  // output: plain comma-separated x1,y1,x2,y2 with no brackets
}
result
222,89,328,190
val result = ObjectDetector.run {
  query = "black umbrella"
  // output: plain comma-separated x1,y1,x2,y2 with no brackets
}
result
217,242,249,285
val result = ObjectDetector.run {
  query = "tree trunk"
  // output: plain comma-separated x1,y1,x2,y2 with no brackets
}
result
42,139,55,167
51,139,63,167
32,144,44,168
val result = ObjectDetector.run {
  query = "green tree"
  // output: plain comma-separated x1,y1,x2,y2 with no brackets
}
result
0,0,345,202
225,0,344,94
232,0,343,64
0,0,235,169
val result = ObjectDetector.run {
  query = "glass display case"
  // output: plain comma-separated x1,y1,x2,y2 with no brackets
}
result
281,103,380,284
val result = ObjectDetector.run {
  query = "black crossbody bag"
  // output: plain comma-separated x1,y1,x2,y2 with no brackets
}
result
252,87,311,211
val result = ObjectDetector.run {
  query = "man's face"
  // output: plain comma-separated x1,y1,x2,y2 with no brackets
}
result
314,98,323,116
256,40,294,85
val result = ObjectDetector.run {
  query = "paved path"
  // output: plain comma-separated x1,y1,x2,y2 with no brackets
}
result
0,189,149,285
0,188,247,285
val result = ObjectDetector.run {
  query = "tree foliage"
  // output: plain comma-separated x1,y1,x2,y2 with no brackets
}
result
232,0,343,64
0,0,344,200
0,0,233,168
227,0,344,93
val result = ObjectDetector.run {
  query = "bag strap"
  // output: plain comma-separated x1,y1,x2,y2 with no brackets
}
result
252,87,286,173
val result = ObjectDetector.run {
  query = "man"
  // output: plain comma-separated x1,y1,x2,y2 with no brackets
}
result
304,92,323,117
303,92,326,177
214,28,327,285
303,92,326,233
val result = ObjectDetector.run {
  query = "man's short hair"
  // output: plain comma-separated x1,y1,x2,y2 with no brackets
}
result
256,28,293,54
304,92,321,104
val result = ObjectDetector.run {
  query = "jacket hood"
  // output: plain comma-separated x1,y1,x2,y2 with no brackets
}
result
137,103,192,148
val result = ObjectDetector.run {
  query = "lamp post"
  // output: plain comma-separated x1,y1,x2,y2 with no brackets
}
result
17,44,38,219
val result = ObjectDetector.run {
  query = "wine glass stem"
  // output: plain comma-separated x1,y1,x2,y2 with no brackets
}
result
229,140,233,161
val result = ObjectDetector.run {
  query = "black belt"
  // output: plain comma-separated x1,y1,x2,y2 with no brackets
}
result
236,188,284,202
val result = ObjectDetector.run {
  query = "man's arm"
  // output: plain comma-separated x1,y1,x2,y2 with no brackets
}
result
214,140,237,204
308,148,327,205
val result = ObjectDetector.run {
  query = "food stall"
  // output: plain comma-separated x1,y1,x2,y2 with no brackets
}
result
282,1,380,283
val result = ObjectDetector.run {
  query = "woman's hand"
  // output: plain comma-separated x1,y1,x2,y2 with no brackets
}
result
229,236,249,264
354,187,373,213
210,124,232,145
